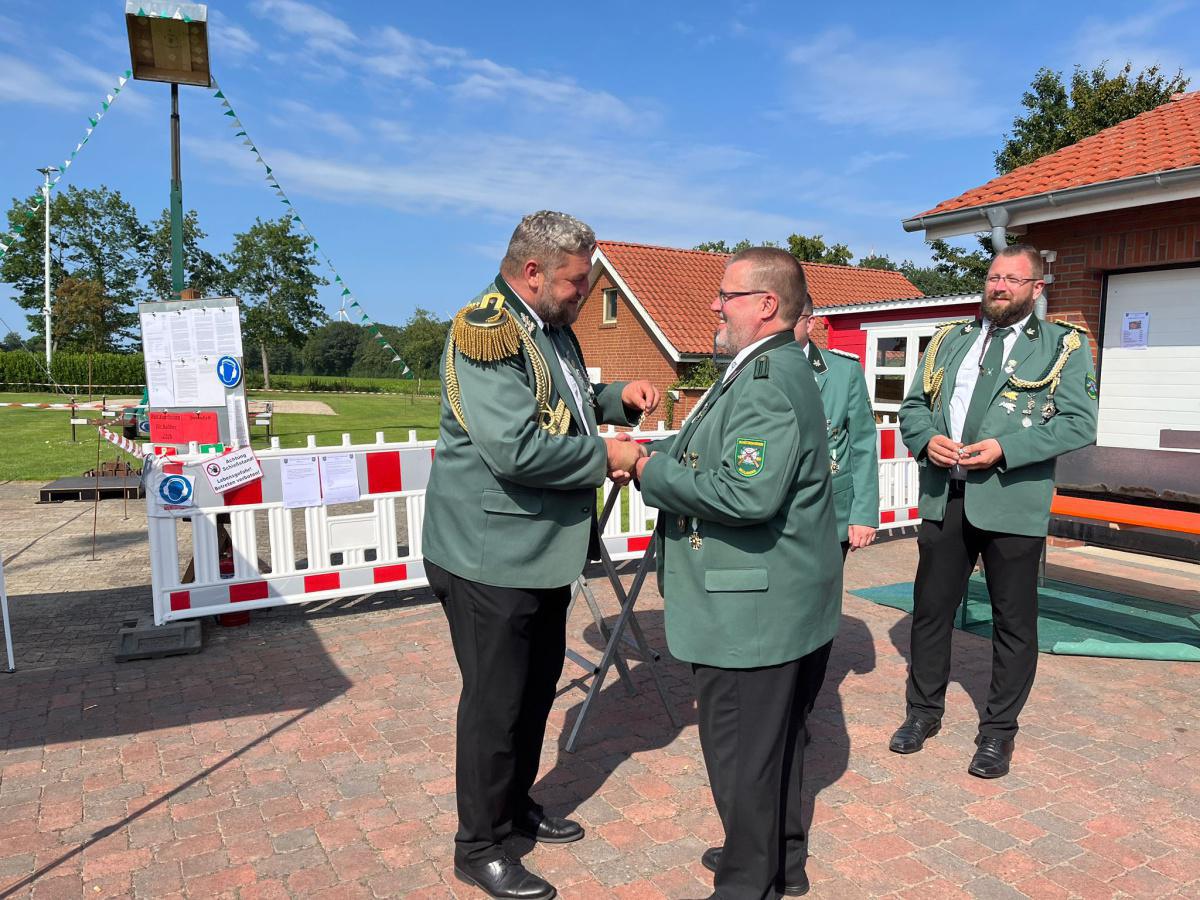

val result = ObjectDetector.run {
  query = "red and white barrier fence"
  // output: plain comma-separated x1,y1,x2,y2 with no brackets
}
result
144,424,921,623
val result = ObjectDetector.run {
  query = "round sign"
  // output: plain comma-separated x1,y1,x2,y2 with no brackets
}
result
216,355,242,388
137,416,151,435
159,475,193,506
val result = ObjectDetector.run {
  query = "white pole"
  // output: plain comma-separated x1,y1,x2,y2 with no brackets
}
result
38,167,53,372
0,555,13,672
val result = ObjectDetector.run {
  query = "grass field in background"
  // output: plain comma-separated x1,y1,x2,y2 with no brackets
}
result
0,390,442,482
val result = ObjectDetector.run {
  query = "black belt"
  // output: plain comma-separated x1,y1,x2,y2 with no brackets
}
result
949,479,966,498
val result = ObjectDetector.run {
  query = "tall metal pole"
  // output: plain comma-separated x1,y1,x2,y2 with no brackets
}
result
170,82,184,298
38,167,53,370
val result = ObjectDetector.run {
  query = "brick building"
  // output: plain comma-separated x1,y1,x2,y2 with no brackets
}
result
902,91,1200,454
579,240,921,427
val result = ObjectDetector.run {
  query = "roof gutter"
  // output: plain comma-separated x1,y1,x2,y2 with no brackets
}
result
901,164,1200,237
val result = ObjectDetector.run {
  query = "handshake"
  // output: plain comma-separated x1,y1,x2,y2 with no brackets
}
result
604,433,650,486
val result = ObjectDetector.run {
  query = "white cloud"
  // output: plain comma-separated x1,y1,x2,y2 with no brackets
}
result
0,15,25,47
210,10,261,61
256,0,356,45
844,150,907,175
189,132,800,245
785,28,1004,138
370,119,413,144
1069,1,1193,75
0,52,92,109
272,100,361,143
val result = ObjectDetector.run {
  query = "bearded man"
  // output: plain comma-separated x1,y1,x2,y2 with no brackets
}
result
888,244,1097,779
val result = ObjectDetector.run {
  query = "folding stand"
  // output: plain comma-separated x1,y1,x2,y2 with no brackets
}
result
563,486,680,752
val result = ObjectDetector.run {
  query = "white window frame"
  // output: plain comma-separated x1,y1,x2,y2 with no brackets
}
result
861,317,946,419
602,288,619,324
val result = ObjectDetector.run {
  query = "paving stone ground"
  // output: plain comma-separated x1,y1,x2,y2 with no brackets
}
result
1,481,1198,899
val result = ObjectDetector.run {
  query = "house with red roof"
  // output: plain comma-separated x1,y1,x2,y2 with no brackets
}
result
902,90,1200,456
579,241,923,426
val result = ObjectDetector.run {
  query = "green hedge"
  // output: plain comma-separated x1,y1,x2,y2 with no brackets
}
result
247,373,441,395
0,350,146,388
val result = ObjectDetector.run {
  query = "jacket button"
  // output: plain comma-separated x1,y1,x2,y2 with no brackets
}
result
582,506,591,513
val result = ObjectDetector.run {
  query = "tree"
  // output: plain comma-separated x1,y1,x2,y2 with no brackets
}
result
857,254,898,271
224,216,328,388
899,238,992,296
302,321,363,375
693,239,778,254
0,331,22,351
352,308,448,379
0,185,147,350
145,208,228,300
786,233,853,266
53,277,123,353
995,63,1189,174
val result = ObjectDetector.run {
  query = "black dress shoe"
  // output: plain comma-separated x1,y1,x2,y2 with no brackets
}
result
968,736,1014,779
454,855,556,899
888,715,941,754
700,847,809,896
513,808,584,844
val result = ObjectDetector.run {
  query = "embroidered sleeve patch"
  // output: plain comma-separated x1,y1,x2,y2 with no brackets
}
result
1085,373,1098,400
734,438,766,477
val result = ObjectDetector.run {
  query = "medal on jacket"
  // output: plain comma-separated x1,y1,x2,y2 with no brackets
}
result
689,518,702,550
830,451,840,474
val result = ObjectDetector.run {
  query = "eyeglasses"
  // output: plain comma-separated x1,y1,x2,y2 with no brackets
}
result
716,289,766,307
985,274,1040,286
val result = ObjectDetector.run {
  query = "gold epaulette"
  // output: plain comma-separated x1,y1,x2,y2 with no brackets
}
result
936,318,972,330
827,347,860,361
921,319,972,407
451,293,523,362
1053,319,1088,333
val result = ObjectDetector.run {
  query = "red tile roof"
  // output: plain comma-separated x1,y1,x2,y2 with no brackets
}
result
595,241,922,355
915,91,1200,218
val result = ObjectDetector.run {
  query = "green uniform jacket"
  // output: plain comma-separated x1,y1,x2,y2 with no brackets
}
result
422,276,636,589
806,343,880,541
899,315,1098,537
639,333,843,669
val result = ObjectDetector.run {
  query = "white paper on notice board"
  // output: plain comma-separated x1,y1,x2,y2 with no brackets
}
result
281,455,323,508
227,394,250,448
212,305,244,357
319,454,361,505
145,359,175,406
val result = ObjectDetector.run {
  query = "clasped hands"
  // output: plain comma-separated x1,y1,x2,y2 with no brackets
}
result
925,435,1003,470
604,380,661,486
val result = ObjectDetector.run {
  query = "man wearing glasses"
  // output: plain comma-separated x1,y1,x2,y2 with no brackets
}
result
889,244,1097,778
635,248,842,898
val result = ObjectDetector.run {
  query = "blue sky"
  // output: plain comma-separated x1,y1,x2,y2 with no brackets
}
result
1,0,1197,338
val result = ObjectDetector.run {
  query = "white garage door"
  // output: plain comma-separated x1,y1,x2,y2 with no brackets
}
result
1098,268,1200,452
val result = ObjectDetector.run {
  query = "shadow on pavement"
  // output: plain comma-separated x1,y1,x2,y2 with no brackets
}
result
887,608,991,720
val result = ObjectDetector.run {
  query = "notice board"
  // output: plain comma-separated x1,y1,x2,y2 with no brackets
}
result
138,296,250,454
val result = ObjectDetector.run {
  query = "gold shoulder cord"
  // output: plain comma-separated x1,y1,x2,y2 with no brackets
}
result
443,293,571,435
922,320,971,409
1006,328,1081,401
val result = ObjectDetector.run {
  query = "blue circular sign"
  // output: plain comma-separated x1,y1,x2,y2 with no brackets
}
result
159,475,193,505
216,355,242,388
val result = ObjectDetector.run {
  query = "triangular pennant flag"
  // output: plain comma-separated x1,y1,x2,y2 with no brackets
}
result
85,127,93,135
223,109,236,117
106,94,114,104
214,90,225,99
14,224,24,233
341,288,351,296
88,117,98,127
0,243,8,253
119,76,129,87
220,99,231,109
351,300,362,309
101,101,109,111
124,69,132,78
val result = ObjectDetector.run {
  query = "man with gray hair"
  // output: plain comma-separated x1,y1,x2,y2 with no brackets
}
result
423,211,658,899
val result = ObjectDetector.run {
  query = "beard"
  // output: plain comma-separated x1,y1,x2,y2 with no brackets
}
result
529,286,580,328
714,317,755,356
982,292,1036,328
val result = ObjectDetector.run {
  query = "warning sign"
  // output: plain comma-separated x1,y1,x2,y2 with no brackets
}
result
149,411,219,445
202,447,263,495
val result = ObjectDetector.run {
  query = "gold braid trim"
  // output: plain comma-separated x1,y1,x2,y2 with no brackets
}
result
1006,328,1081,396
922,319,971,408
443,293,570,435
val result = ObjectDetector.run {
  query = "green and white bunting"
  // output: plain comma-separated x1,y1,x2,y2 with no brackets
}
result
209,79,412,376
0,70,132,262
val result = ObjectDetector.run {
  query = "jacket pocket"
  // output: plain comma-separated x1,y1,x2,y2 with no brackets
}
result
481,489,542,516
704,568,769,592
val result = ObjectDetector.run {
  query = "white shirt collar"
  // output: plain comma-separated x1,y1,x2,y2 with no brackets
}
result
722,333,781,383
983,310,1034,335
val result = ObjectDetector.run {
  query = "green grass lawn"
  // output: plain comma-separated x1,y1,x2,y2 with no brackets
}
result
0,391,442,481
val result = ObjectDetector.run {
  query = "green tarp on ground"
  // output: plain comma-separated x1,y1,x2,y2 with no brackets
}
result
852,576,1200,662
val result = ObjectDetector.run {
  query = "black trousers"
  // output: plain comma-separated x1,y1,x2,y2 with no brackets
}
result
905,489,1044,739
695,642,832,900
426,560,570,864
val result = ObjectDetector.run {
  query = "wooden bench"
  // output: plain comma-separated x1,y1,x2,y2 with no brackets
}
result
247,400,273,437
1050,494,1200,536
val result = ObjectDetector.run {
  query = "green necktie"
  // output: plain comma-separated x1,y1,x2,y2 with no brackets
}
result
960,325,1012,446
